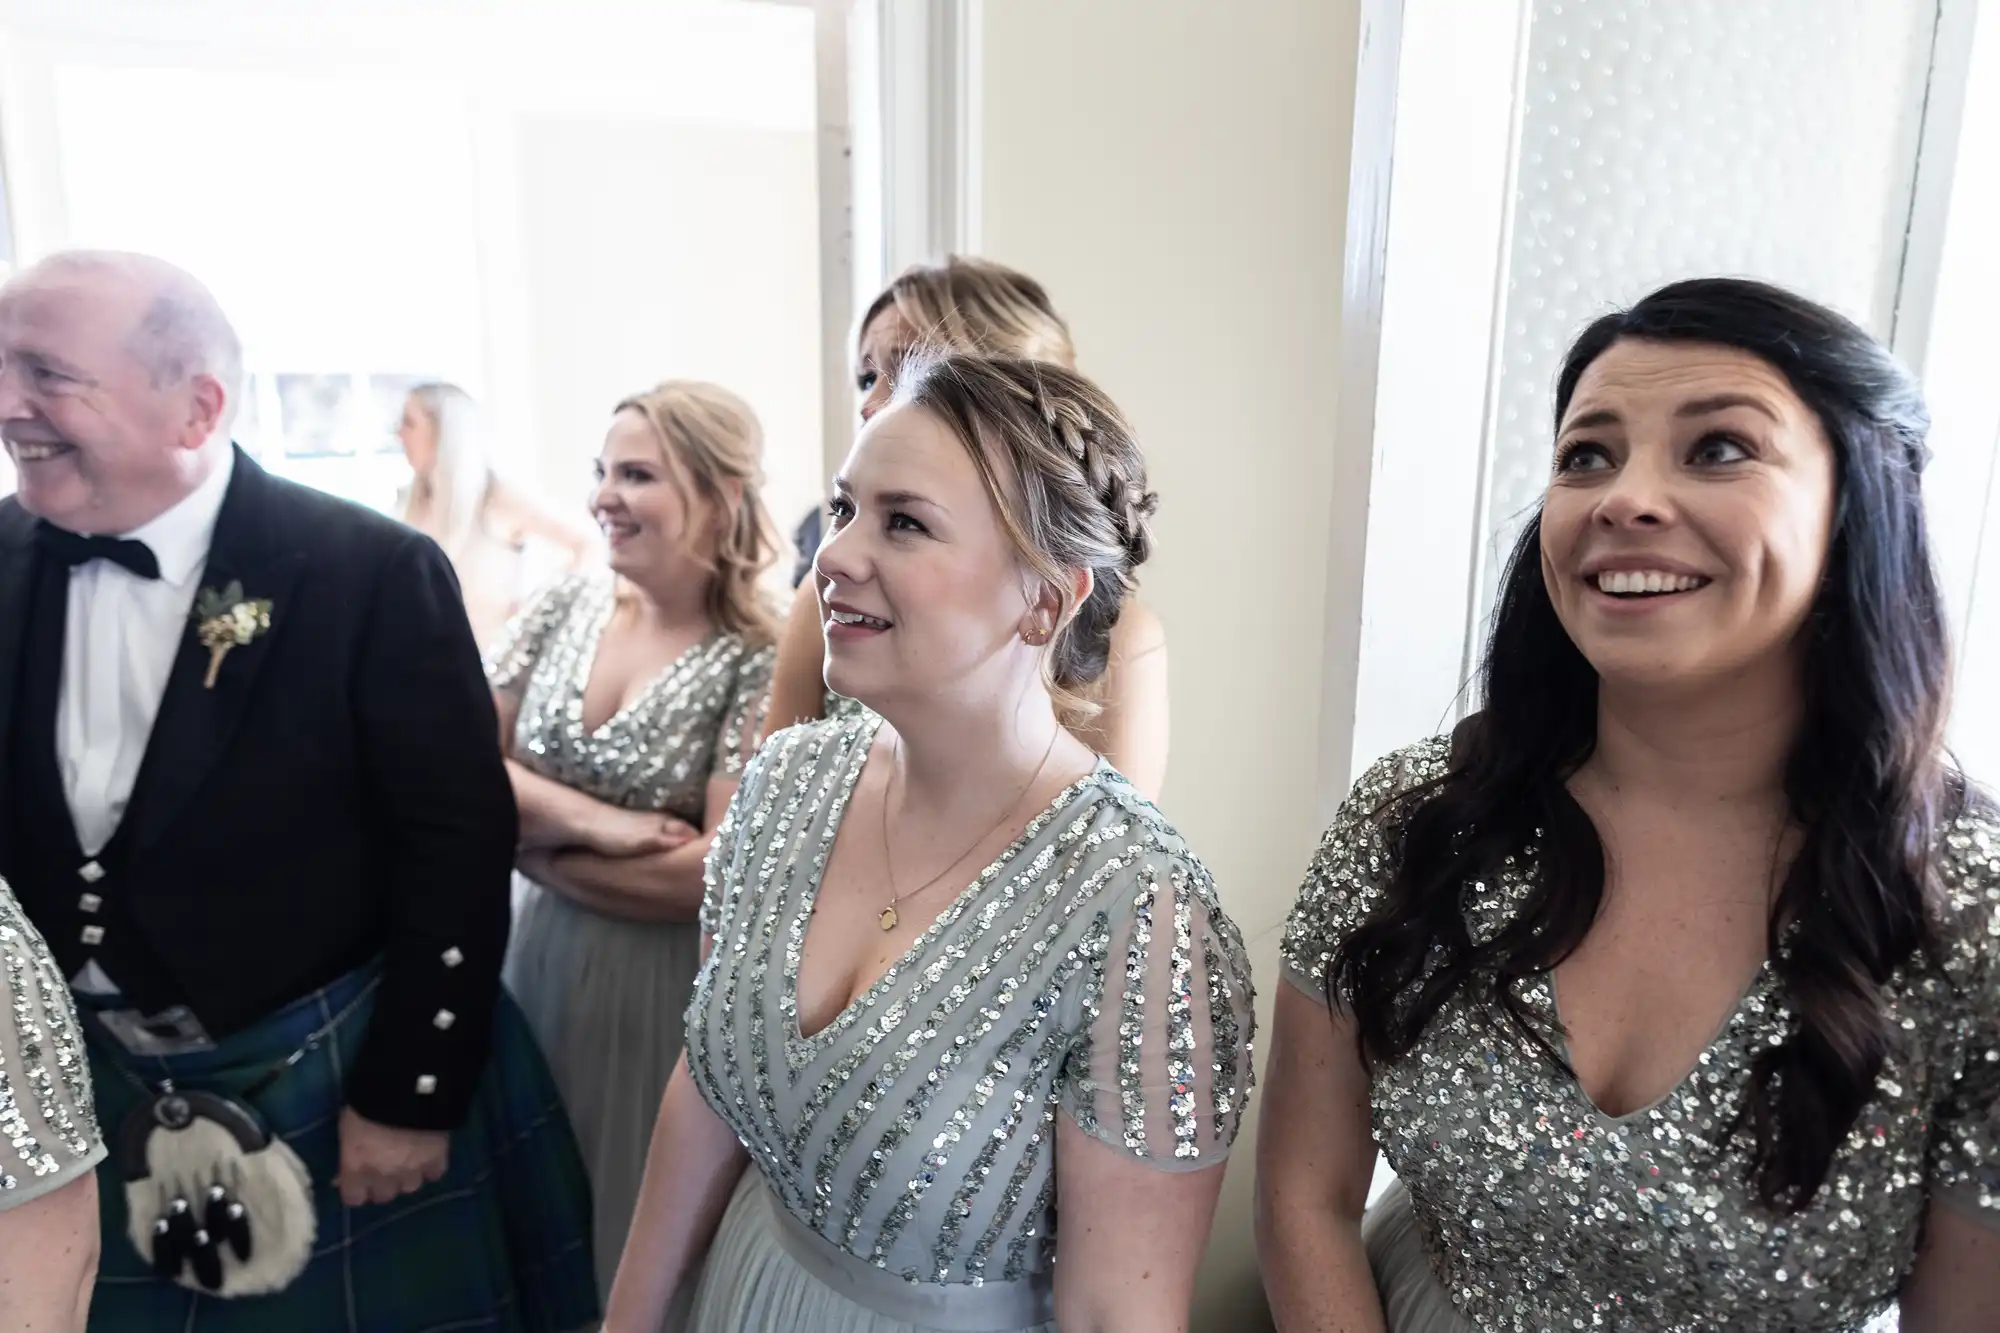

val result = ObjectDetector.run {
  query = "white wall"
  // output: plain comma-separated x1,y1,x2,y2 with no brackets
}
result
512,115,824,540
978,3,1360,1326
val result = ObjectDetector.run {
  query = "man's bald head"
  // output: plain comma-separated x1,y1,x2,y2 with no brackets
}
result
0,250,241,533
20,250,244,430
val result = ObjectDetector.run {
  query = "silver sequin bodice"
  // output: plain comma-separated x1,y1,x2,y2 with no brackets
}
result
486,573,774,820
688,713,1257,1288
1282,737,2000,1332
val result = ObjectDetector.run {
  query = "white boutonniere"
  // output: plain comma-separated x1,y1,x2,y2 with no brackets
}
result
193,581,272,689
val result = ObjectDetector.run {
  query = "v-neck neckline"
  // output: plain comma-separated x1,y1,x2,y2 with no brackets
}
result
783,714,1109,1055
1546,961,1770,1125
572,579,718,740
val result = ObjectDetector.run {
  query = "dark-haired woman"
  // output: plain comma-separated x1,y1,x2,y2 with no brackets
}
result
1257,278,1999,1332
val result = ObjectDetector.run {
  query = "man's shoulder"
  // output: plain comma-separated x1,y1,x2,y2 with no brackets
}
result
0,493,32,541
244,465,441,573
253,468,414,546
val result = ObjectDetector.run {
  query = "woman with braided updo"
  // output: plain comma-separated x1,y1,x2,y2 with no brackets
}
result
605,354,1256,1333
765,256,1173,799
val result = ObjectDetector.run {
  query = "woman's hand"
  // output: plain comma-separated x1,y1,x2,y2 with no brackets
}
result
587,807,699,857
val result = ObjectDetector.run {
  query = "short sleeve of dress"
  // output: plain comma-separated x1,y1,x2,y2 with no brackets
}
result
483,574,585,695
712,643,776,781
1056,843,1257,1171
1279,736,1450,1006
699,735,778,939
0,881,106,1210
1925,807,2000,1225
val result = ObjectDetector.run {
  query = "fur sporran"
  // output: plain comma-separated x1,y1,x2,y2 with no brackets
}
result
117,1088,317,1296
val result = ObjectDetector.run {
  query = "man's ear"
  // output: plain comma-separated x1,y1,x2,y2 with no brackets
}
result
179,373,228,450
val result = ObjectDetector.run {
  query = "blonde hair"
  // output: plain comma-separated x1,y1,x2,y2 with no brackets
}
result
614,380,780,647
892,353,1157,726
859,256,1078,372
400,382,492,562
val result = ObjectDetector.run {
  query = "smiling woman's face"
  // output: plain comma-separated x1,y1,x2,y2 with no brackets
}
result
1539,337,1838,691
812,400,1037,712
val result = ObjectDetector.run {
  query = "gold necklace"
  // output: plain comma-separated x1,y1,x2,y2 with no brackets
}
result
876,727,1061,932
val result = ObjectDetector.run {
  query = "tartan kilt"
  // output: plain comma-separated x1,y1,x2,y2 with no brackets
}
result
82,964,600,1333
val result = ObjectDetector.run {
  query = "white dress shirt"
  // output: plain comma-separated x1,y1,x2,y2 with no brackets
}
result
59,451,234,993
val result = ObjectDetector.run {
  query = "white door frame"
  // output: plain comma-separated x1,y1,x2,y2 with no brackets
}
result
782,0,982,483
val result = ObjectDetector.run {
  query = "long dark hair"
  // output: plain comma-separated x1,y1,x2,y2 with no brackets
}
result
1333,278,1958,1213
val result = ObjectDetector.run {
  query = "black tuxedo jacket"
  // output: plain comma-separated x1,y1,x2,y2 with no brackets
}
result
0,449,516,1130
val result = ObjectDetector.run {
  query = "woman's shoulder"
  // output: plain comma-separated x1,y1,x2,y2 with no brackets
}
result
528,568,606,614
1929,787,2000,986
1109,598,1167,660
1335,734,1454,833
484,571,604,685
1050,766,1231,917
1279,735,1452,997
714,630,778,675
742,713,876,799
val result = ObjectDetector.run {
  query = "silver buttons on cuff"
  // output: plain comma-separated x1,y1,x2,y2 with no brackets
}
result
78,893,102,913
440,947,464,968
415,1075,438,1095
80,925,105,945
432,1009,456,1031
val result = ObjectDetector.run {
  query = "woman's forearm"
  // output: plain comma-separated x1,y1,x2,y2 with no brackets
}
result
1260,1208,1386,1333
508,760,634,850
603,1059,749,1332
0,1173,99,1333
529,839,710,922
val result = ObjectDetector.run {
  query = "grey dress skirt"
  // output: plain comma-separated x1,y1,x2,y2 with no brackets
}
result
679,713,1259,1333
1281,737,2000,1332
486,573,773,1304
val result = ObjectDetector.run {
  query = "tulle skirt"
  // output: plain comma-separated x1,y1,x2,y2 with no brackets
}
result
504,876,701,1309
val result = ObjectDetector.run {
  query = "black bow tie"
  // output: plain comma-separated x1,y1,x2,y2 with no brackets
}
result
35,522,161,581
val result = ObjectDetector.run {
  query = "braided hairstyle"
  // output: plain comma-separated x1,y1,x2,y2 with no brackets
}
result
892,351,1157,726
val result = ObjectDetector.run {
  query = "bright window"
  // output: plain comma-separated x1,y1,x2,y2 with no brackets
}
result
47,64,488,515
0,1,831,544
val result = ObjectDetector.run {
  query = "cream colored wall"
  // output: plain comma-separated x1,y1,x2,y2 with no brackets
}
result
977,3,1361,1327
512,116,826,555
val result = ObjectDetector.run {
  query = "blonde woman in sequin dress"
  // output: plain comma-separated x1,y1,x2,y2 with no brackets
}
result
763,257,1172,799
0,877,105,1330
604,355,1256,1333
488,382,778,1306
1259,280,2000,1332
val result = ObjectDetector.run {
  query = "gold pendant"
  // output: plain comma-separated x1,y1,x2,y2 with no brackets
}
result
878,905,899,932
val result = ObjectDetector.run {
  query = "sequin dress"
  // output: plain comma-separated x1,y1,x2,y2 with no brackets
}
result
1281,737,2000,1332
0,875,103,1209
486,572,773,1304
682,713,1256,1333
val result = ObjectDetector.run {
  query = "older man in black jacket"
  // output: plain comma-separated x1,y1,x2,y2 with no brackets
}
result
0,250,594,1331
